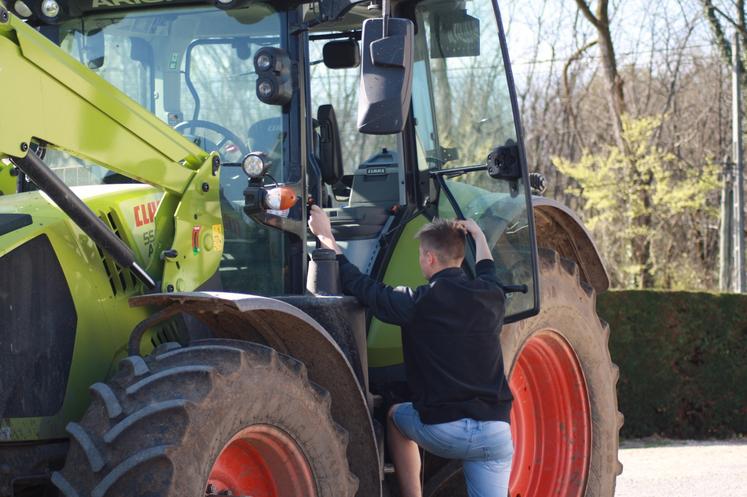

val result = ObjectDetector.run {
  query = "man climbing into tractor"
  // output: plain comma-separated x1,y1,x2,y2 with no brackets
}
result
308,205,515,497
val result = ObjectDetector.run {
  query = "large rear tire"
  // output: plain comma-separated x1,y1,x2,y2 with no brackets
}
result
502,249,622,497
426,249,621,497
51,339,358,497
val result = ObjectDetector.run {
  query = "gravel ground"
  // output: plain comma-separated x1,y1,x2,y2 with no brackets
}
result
615,438,747,497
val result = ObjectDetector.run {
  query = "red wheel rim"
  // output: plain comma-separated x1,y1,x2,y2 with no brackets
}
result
508,331,591,497
207,425,316,497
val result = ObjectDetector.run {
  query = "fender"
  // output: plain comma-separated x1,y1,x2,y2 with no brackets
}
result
532,196,610,293
130,292,381,497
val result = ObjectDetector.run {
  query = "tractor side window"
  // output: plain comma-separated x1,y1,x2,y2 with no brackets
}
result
308,32,402,207
181,37,286,174
411,0,539,321
307,28,406,271
53,6,294,296
308,36,397,176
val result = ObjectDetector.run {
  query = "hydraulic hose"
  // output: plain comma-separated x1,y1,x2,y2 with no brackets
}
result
10,150,156,289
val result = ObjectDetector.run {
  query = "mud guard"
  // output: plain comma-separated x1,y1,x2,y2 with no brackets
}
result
533,197,610,292
129,292,381,497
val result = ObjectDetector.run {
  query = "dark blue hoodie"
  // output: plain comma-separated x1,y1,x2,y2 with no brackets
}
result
337,255,512,424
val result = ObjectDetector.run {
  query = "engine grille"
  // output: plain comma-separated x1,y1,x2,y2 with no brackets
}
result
96,210,137,296
0,235,77,418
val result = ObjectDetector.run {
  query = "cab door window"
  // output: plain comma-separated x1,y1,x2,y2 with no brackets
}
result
411,0,539,321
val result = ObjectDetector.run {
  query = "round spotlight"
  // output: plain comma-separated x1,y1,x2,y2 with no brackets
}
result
241,152,270,179
257,79,275,100
14,0,32,17
41,0,60,18
253,48,292,106
256,53,273,72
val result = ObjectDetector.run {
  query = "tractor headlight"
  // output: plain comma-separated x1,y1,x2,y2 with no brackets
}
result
253,47,292,106
255,53,273,72
241,152,270,179
41,0,60,18
257,79,275,100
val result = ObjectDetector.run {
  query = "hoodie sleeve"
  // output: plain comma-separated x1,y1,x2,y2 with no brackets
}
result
475,259,502,288
336,254,418,326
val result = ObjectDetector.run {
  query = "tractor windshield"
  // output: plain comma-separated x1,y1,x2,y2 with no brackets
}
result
47,3,287,185
48,3,297,296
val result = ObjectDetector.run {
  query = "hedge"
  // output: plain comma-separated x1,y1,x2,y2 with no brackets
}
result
598,290,747,439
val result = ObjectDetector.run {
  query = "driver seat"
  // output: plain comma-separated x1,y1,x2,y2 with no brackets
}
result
316,104,343,186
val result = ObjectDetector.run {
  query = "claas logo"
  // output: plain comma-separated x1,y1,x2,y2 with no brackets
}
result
133,200,160,227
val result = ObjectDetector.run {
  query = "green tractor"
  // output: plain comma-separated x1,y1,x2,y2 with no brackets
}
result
0,0,622,496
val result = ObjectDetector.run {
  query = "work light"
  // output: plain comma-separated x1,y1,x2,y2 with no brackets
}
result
241,152,270,179
253,47,292,106
40,0,59,18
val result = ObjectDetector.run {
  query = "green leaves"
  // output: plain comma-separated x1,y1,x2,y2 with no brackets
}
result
554,114,720,288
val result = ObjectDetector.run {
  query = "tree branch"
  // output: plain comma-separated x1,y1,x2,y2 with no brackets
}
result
574,0,601,29
563,40,598,149
699,0,734,70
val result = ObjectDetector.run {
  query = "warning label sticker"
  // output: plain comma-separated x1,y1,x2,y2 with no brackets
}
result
212,224,224,252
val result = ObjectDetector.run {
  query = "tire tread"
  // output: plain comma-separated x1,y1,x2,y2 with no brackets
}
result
66,422,106,472
53,340,357,497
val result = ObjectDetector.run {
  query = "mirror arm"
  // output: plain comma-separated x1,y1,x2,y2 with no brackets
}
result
429,164,486,179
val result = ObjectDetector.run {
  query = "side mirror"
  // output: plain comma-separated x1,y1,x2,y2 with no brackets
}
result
357,16,414,135
323,39,360,69
487,140,521,181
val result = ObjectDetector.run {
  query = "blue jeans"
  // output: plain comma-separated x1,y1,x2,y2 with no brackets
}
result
391,402,513,497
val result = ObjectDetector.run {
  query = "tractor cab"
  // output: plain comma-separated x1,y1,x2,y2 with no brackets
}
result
14,0,539,324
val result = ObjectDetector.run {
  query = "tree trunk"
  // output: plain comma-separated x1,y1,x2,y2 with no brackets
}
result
575,0,655,287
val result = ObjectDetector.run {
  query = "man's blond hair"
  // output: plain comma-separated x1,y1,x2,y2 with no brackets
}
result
415,218,465,264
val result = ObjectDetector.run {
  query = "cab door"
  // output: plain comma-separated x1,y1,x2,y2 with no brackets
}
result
410,0,540,322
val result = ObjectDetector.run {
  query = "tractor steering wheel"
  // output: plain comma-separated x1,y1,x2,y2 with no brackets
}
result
174,120,250,159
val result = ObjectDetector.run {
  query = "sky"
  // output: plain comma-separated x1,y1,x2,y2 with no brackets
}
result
500,0,719,81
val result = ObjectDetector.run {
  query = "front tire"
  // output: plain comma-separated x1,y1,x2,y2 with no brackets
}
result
52,339,358,497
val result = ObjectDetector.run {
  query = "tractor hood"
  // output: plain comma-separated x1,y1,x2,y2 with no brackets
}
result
0,184,163,259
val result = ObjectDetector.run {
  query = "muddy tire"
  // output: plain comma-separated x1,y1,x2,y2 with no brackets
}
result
502,249,622,497
427,249,621,497
51,339,358,497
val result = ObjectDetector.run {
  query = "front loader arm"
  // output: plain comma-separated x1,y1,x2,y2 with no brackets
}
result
0,7,203,191
0,7,222,292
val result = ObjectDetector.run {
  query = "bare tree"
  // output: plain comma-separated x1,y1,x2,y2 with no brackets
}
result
574,0,627,147
512,0,728,290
